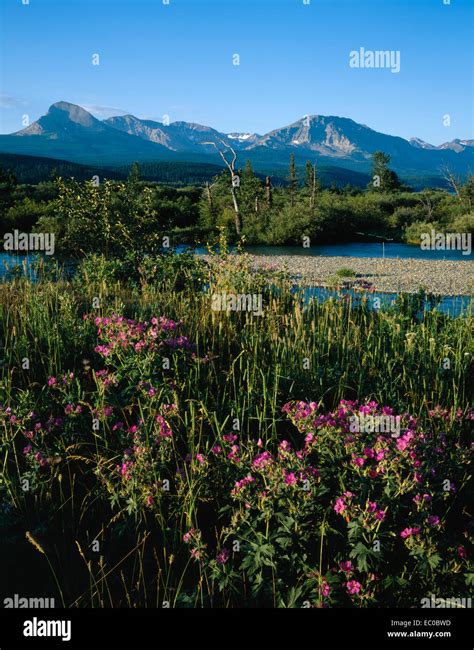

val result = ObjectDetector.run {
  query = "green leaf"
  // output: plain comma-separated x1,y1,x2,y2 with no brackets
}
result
464,572,474,587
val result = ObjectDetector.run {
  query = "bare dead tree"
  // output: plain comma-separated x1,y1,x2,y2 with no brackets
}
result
265,176,272,209
441,165,462,203
202,138,242,235
204,180,217,210
418,194,434,221
310,165,317,210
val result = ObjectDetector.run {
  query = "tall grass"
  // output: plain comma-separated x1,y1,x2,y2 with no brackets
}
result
0,255,472,607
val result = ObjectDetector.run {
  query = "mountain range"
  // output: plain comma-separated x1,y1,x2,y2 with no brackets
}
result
0,101,472,181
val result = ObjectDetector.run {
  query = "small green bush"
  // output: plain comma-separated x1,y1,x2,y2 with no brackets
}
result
336,267,356,278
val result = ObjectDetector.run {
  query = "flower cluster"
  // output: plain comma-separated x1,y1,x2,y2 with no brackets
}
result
91,314,193,358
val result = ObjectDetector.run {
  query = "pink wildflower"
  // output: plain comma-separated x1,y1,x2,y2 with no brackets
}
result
216,548,230,564
284,471,297,486
346,580,362,595
183,529,195,543
334,498,346,515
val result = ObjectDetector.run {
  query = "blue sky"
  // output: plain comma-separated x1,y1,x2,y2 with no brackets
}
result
0,0,472,144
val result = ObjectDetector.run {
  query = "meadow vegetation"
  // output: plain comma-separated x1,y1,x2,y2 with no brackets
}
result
0,243,472,607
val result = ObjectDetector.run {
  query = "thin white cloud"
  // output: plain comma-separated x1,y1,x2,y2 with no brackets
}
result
0,94,26,108
80,104,130,118
138,115,166,122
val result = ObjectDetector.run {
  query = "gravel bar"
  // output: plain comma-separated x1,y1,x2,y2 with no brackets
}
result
252,255,474,296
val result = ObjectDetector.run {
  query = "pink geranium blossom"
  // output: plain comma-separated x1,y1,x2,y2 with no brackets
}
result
400,527,421,539
334,498,346,514
346,580,362,595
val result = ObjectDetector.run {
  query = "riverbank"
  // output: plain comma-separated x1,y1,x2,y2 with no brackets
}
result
1,250,472,296
252,255,474,296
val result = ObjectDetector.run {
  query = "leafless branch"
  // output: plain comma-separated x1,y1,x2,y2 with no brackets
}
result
202,139,242,235
441,165,462,202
